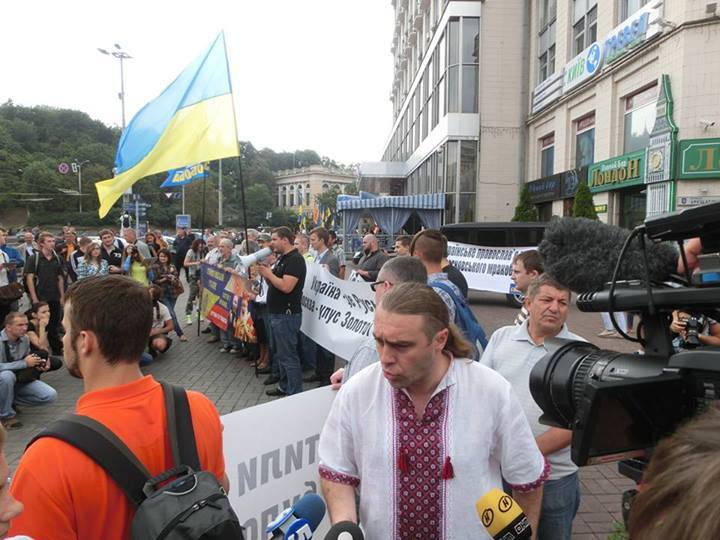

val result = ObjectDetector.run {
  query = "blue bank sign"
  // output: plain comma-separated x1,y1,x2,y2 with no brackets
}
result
564,42,602,92
604,1,663,64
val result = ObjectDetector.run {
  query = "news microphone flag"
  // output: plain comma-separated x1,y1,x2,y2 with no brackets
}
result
476,488,532,540
95,32,239,217
161,162,209,188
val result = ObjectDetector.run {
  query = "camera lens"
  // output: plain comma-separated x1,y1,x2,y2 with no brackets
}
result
530,339,668,429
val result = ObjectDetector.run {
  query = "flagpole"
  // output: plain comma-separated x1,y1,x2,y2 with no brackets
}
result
182,185,186,214
220,31,251,254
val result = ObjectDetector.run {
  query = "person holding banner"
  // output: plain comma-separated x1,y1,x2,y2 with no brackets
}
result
319,282,546,538
256,227,306,397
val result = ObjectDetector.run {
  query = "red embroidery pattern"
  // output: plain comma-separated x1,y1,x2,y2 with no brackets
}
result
393,388,449,539
507,456,551,493
319,465,360,487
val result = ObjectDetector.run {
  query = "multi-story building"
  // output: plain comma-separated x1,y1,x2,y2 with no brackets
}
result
526,0,720,227
274,165,355,210
359,0,530,223
364,0,720,228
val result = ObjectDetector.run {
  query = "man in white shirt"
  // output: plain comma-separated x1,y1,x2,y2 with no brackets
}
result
319,282,547,539
480,273,583,540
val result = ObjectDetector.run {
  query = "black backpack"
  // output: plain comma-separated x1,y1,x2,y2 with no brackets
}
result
29,382,244,540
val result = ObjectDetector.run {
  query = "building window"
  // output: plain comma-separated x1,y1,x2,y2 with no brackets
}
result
572,1,597,55
620,0,649,22
624,85,657,153
538,45,555,83
575,114,595,168
540,0,557,29
444,17,479,114
443,140,476,224
540,134,555,177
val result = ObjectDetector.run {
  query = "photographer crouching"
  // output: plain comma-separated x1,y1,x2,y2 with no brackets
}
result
0,312,59,429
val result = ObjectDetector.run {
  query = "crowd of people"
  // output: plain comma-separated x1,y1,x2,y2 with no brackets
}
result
0,220,718,539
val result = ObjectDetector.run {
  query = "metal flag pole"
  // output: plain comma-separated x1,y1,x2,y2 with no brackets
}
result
197,164,208,337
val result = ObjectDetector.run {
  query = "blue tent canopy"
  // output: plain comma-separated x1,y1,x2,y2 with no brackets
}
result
337,193,445,236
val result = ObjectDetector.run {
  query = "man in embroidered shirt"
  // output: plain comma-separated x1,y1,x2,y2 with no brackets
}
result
329,256,428,387
480,273,582,540
511,250,543,326
319,282,547,539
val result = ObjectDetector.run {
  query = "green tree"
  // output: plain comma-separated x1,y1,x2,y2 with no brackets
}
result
315,185,342,211
344,183,359,195
512,184,538,222
572,181,598,220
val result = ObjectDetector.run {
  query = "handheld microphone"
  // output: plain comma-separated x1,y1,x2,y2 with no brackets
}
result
476,488,532,540
538,217,678,293
266,492,326,540
323,521,364,540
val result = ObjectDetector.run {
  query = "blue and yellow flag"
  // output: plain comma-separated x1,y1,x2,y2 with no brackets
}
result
161,162,208,188
96,33,238,217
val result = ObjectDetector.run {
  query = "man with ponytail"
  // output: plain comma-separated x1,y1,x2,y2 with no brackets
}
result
319,282,547,539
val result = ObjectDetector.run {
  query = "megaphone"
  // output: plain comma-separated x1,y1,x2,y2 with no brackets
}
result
237,247,273,273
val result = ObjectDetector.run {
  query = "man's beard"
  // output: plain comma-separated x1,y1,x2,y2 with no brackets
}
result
64,344,84,380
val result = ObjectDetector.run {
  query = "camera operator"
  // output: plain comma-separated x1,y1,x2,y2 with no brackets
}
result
669,310,720,350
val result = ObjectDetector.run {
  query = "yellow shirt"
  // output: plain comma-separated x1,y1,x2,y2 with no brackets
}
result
129,261,149,285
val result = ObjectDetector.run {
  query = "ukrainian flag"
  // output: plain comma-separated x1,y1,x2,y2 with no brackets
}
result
96,32,238,217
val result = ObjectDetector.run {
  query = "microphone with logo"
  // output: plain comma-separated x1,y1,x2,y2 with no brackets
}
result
476,489,532,540
323,521,364,540
266,493,326,540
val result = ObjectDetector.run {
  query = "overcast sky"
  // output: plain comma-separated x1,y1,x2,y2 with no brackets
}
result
0,0,395,165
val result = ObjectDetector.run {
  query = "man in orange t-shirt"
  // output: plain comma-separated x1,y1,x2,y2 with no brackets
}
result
8,275,229,540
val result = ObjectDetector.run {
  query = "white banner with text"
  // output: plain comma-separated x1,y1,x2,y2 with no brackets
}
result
447,242,535,294
301,262,376,360
222,386,337,540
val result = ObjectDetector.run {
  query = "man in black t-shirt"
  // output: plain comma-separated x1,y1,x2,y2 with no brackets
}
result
25,232,64,354
256,227,307,397
99,229,124,273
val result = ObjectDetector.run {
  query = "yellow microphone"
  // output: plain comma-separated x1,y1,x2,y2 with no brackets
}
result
475,488,532,540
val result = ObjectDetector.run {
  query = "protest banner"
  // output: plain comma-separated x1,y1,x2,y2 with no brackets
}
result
222,386,337,540
200,263,256,341
301,262,376,360
447,242,535,294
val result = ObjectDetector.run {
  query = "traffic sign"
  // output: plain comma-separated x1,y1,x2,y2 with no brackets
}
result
176,214,191,229
58,162,70,175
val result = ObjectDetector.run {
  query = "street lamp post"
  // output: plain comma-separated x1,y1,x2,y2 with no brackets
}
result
73,160,90,213
98,44,134,218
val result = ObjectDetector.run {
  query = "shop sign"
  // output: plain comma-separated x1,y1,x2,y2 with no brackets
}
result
677,196,720,207
531,70,564,114
588,150,646,193
604,1,663,64
594,204,608,214
564,42,603,92
677,138,720,180
527,167,587,203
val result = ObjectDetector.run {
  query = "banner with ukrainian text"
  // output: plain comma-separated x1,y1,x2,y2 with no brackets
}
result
222,387,336,539
447,242,535,294
300,263,376,361
161,162,208,188
200,263,256,341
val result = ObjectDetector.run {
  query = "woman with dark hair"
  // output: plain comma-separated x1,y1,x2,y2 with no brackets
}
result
144,232,160,258
151,248,187,342
183,238,206,325
76,242,109,280
24,302,63,370
148,285,173,357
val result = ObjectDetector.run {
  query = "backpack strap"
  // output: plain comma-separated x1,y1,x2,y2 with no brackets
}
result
160,382,201,471
428,280,464,306
27,415,151,507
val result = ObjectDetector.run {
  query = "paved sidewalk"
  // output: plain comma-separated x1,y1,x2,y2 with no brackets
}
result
3,288,639,539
